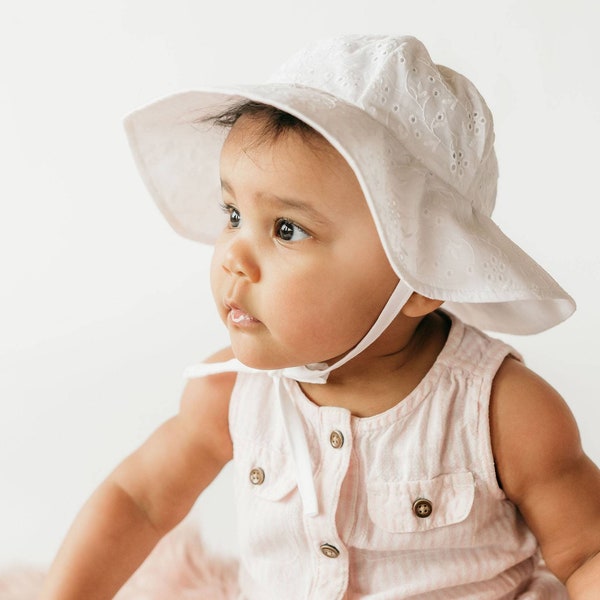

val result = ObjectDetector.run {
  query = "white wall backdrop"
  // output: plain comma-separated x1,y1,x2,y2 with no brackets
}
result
1,0,598,567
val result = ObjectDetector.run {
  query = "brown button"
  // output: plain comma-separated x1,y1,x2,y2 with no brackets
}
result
412,498,433,518
329,430,344,449
249,467,265,485
320,543,340,558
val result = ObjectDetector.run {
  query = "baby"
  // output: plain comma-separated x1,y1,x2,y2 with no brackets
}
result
39,35,600,599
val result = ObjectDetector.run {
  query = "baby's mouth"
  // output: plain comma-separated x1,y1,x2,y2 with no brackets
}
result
230,308,259,324
226,302,261,325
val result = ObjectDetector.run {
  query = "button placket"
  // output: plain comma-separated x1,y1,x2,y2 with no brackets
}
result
304,408,352,595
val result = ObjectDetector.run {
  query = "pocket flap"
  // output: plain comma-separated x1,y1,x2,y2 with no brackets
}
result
367,471,475,533
236,442,297,501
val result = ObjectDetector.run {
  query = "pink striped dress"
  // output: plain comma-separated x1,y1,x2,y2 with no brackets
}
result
229,313,567,599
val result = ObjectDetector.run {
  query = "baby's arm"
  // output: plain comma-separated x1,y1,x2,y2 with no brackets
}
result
40,349,236,600
490,358,600,598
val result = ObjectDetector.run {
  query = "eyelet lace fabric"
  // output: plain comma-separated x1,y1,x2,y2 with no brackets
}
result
269,36,494,208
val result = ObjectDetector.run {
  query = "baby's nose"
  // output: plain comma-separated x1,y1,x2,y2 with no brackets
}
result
222,236,260,282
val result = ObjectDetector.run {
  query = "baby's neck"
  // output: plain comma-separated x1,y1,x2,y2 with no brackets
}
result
299,311,450,418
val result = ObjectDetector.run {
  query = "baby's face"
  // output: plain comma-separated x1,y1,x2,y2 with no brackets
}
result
210,115,398,370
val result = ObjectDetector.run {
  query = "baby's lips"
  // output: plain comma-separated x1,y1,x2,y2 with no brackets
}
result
229,308,259,324
225,299,261,324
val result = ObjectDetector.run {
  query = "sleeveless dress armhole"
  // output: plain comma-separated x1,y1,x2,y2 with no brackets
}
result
474,336,522,500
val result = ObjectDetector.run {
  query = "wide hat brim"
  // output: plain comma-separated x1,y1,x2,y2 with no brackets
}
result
124,85,575,334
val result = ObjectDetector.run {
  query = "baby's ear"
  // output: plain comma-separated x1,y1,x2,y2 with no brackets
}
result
402,292,444,318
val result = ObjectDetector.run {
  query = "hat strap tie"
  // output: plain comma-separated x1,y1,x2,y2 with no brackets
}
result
183,279,414,516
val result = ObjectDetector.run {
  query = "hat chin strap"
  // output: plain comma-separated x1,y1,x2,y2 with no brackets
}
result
280,280,414,384
184,280,414,517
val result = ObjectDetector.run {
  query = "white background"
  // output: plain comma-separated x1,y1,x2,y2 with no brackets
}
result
1,0,599,568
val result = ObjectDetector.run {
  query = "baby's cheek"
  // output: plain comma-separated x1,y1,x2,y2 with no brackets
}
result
209,250,225,302
275,298,363,360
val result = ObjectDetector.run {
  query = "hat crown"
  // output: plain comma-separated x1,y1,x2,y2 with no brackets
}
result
269,35,497,216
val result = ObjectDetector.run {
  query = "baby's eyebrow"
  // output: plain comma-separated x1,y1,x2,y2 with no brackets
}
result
220,179,331,225
268,195,331,224
220,179,234,195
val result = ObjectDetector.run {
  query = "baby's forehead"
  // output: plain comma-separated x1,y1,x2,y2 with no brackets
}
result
221,113,349,175
223,110,334,155
220,117,371,220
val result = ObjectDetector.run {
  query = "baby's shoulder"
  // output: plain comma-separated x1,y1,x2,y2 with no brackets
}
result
179,347,236,463
491,357,571,429
490,357,581,497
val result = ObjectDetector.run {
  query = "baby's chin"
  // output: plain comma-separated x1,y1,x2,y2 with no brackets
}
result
233,354,297,372
230,345,316,372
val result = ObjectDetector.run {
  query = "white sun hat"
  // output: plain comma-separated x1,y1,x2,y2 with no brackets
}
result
124,34,575,335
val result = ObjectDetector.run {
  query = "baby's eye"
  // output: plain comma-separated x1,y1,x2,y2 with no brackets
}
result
275,219,310,242
220,204,241,228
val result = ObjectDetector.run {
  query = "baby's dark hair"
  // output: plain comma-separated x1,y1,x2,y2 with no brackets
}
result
206,100,327,147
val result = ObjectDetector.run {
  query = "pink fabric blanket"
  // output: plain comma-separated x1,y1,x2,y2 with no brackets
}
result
0,520,239,599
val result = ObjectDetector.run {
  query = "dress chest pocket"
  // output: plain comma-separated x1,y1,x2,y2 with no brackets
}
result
236,441,298,501
361,471,476,550
234,440,303,565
